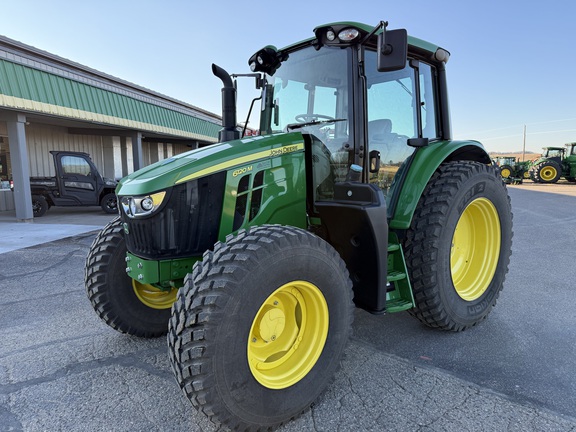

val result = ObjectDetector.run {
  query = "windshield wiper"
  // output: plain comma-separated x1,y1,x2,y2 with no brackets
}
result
286,118,346,131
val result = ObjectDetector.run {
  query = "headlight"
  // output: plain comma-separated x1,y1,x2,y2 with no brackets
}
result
338,28,359,42
121,191,166,218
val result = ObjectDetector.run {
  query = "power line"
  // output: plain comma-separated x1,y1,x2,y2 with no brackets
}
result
462,118,576,136
461,128,576,142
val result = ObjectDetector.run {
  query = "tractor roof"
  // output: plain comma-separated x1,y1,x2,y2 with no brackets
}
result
280,21,447,62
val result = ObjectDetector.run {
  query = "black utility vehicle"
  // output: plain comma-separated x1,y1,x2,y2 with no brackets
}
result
30,151,118,217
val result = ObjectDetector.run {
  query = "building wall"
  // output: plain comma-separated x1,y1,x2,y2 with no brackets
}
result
2,122,195,181
25,124,104,177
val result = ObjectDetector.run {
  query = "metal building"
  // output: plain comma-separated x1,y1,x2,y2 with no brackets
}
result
0,35,222,220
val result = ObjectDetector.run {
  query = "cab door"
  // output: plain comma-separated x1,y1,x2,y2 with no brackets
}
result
55,154,99,205
365,56,439,197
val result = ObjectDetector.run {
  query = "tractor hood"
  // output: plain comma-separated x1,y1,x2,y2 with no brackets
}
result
116,132,306,197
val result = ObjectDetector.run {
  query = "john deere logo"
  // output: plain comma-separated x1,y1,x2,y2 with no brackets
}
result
123,223,130,235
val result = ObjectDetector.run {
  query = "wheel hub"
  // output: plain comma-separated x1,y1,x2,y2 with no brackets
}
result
451,197,501,301
247,281,328,389
132,280,177,309
258,308,286,342
541,167,557,181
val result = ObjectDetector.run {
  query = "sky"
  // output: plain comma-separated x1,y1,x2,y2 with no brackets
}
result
2,0,576,153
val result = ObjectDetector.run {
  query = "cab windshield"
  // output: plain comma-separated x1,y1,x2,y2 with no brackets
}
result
262,45,352,155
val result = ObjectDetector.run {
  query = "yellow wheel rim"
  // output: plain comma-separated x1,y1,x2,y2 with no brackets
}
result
540,166,557,181
247,281,329,389
523,170,530,179
451,198,501,301
132,280,177,309
500,168,511,178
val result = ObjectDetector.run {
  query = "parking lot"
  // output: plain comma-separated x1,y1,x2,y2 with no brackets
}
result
1,182,576,431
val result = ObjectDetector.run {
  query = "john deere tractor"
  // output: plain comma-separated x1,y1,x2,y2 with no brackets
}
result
494,156,531,182
85,21,513,430
529,143,576,183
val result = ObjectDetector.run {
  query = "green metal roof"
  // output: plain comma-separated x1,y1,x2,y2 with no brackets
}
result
0,35,221,143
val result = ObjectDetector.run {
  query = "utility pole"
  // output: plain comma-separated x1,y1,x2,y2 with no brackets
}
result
522,124,526,161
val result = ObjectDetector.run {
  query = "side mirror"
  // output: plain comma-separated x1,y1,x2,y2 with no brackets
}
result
369,150,381,173
377,29,408,72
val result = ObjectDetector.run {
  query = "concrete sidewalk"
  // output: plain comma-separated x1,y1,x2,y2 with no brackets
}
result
0,207,115,254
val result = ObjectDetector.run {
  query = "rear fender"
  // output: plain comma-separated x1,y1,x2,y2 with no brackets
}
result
389,140,491,230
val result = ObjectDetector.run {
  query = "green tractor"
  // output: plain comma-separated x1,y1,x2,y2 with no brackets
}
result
493,156,531,182
85,21,513,430
529,143,576,183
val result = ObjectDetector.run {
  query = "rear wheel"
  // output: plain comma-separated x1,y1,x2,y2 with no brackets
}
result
168,225,353,430
404,161,513,331
532,161,561,183
85,217,176,337
499,164,513,178
32,195,49,217
100,192,118,214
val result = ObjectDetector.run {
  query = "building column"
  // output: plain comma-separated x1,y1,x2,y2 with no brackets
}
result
5,112,33,221
101,136,116,180
131,131,143,171
112,137,123,180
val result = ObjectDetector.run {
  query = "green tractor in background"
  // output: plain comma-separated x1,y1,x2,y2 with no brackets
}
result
493,156,532,183
85,21,513,430
529,143,576,183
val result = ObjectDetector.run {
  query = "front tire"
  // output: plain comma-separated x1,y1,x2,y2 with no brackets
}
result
404,161,513,331
85,217,176,337
168,225,353,430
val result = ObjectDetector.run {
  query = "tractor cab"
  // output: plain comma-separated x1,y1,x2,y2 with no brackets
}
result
247,22,449,220
565,142,576,156
542,147,565,164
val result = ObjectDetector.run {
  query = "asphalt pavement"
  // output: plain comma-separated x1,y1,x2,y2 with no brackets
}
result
1,184,576,431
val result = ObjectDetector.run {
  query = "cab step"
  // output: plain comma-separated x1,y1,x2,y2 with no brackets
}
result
385,233,415,313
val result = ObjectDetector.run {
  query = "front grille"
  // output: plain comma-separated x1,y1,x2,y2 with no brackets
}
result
122,172,226,259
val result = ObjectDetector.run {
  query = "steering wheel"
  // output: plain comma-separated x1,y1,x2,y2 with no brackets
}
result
294,113,335,123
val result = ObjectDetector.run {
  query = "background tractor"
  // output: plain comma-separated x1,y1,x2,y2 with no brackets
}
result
85,21,513,430
493,156,532,183
529,143,576,183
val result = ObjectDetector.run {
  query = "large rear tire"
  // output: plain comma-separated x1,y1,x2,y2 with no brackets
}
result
85,217,176,337
404,161,513,331
532,161,561,183
168,225,353,430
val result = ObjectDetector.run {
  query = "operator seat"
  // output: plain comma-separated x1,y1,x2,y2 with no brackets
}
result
368,119,411,165
368,119,394,143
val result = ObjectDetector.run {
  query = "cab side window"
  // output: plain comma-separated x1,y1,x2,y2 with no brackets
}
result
61,156,91,176
365,52,438,195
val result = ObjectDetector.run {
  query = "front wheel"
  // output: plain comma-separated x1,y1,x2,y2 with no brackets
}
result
85,217,176,337
404,161,513,331
32,195,49,217
168,225,353,430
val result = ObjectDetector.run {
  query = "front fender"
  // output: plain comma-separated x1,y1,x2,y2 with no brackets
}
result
389,140,491,230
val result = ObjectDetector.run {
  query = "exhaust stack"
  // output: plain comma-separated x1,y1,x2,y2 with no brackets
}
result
212,64,240,142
